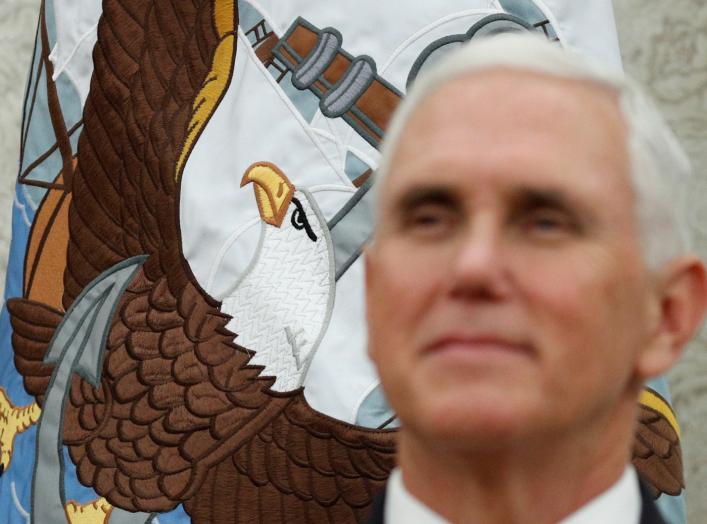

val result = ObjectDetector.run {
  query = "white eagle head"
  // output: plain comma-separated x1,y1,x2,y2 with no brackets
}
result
220,162,335,392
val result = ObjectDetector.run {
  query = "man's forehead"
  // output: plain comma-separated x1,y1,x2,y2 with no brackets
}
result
377,67,632,218
409,68,623,130
387,69,627,174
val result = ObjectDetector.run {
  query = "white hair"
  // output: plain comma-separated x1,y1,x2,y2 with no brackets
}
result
376,33,692,270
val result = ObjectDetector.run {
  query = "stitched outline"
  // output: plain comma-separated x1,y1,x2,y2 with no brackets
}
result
407,12,535,88
327,177,372,231
350,378,383,426
49,23,100,82
204,216,260,298
218,221,267,300
13,193,33,229
11,482,30,523
379,8,499,74
239,0,284,36
466,12,534,37
406,34,468,89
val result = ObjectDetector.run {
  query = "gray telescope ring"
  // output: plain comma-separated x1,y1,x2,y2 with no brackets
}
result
292,27,343,90
320,55,377,118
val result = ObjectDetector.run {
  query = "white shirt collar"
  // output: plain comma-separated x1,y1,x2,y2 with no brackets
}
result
385,468,448,524
559,466,641,524
385,465,641,524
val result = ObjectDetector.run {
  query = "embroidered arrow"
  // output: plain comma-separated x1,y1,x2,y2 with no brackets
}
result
31,256,154,524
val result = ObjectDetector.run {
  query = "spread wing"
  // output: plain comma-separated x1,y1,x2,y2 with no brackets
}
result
9,266,395,517
183,397,395,523
63,0,223,305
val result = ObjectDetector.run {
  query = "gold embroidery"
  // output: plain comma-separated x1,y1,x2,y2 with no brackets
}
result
0,387,41,473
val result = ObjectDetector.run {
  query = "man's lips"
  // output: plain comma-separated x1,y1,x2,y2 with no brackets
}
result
423,336,533,358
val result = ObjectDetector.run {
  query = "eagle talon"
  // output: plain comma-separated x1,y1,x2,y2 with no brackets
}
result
0,387,41,474
64,497,113,524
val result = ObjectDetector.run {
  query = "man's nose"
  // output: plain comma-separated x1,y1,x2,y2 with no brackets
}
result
448,218,511,301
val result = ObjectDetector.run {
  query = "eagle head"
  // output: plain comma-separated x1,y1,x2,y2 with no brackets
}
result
223,162,335,392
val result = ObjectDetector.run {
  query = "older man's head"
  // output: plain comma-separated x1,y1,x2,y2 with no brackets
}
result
365,34,706,452
376,33,692,270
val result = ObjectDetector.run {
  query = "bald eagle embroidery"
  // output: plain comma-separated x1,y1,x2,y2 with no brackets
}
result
6,2,394,522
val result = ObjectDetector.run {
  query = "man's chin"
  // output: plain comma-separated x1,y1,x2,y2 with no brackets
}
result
405,394,538,451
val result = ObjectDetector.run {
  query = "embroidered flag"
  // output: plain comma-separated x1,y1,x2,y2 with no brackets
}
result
0,1,686,522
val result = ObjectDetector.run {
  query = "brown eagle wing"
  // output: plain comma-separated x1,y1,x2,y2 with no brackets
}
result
64,0,222,306
58,264,394,516
59,265,287,512
6,298,63,405
183,396,396,524
632,402,684,498
9,262,396,517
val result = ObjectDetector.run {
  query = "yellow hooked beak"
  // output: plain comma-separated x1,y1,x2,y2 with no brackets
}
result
241,162,295,227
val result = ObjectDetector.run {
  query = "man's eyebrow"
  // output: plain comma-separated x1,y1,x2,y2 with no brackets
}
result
393,186,459,214
510,188,576,211
508,187,593,223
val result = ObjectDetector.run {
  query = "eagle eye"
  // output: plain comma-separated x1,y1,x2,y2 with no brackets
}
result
291,197,318,242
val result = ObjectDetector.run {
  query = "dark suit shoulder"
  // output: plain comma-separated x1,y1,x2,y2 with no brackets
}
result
364,486,386,524
640,482,667,524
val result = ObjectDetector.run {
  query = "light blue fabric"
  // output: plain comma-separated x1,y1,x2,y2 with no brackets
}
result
356,383,400,429
0,180,36,523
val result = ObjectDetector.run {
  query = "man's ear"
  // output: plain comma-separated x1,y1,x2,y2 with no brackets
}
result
638,256,707,379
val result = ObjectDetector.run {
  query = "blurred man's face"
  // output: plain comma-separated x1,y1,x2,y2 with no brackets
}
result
366,70,657,448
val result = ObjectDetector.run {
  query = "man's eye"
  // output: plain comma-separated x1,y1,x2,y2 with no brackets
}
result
412,212,442,226
522,210,574,235
404,206,456,235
